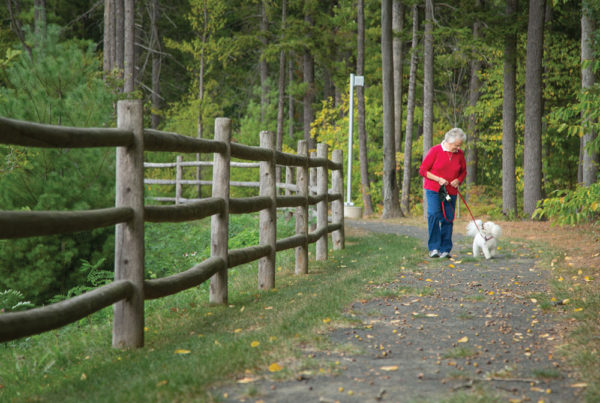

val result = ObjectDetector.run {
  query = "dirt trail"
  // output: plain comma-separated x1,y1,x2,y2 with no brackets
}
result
215,219,585,402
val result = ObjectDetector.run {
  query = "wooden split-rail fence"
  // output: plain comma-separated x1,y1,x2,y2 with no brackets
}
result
0,100,345,348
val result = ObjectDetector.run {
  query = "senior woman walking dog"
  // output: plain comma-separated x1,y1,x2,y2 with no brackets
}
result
419,128,467,259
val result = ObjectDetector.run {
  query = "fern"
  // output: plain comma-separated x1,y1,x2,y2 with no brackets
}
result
0,289,34,312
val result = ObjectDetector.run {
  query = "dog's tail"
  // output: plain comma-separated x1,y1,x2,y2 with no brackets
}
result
466,219,482,237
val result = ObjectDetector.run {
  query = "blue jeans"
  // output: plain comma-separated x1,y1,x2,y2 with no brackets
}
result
425,189,456,253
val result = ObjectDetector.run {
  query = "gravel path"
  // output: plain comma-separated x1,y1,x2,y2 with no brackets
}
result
215,220,583,402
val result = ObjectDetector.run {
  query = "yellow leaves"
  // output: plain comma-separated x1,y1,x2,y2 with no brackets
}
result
233,328,242,333
268,363,283,372
156,380,168,387
174,348,191,355
322,317,331,324
457,336,469,343
448,264,455,268
237,376,258,384
250,341,260,348
488,291,495,296
570,382,588,388
380,365,399,371
80,373,87,381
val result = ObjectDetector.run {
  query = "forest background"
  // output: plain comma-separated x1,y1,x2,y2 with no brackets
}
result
0,0,599,306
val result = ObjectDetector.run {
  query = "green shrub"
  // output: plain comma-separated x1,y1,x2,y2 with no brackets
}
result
533,183,600,225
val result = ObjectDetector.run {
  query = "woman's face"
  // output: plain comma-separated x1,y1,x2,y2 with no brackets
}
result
447,140,462,153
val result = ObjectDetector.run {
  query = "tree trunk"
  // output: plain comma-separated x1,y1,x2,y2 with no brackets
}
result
502,0,518,216
401,4,418,214
6,0,33,60
303,11,315,148
288,52,295,141
196,0,208,198
581,0,598,186
393,0,404,157
116,0,124,72
422,0,434,155
150,0,162,129
381,0,402,218
33,0,47,39
523,0,545,216
260,1,269,125
123,0,134,93
103,0,115,74
357,0,374,215
422,0,434,218
276,0,287,187
466,0,481,187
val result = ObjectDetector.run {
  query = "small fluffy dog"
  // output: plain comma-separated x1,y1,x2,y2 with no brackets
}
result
466,219,501,259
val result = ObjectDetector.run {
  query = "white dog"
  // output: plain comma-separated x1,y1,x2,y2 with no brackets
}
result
466,219,501,259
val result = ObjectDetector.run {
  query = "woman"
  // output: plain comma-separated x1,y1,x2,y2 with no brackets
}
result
419,128,467,258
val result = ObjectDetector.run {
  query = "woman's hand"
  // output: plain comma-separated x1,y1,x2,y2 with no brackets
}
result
450,179,460,188
438,178,449,186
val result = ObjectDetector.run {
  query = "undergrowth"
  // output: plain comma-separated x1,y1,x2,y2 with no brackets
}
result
0,216,421,402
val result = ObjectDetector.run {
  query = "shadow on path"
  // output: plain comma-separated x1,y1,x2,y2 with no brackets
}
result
216,220,582,402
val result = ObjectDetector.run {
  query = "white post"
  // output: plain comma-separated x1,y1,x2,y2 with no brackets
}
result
346,73,355,206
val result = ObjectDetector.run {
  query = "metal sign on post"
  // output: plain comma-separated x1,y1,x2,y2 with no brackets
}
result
346,74,364,207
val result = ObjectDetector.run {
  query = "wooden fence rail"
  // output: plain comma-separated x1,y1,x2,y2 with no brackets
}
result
0,99,344,348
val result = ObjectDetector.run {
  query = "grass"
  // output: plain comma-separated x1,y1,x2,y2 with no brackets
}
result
0,216,422,402
443,346,477,359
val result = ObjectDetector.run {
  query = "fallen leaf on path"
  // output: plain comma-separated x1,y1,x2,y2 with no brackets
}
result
570,383,587,388
268,363,283,372
174,349,191,354
251,341,260,347
457,336,469,343
237,377,258,384
380,365,399,371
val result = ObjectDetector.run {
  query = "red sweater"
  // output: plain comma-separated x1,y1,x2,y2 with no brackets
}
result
419,144,467,195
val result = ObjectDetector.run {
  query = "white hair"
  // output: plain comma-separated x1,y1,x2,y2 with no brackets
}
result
444,128,467,144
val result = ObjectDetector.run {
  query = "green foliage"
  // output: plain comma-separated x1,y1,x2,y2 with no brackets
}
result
0,289,34,312
49,258,112,303
533,183,600,225
0,24,117,304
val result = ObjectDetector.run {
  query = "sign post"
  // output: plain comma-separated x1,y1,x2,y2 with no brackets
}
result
345,74,364,218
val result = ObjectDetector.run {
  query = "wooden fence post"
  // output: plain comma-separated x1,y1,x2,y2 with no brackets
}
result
259,131,276,289
295,140,309,275
316,143,328,261
113,99,145,348
309,151,317,232
331,149,345,250
176,155,182,204
210,118,231,304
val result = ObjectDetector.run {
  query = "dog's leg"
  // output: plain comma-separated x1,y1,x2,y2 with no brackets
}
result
482,245,491,259
472,243,479,257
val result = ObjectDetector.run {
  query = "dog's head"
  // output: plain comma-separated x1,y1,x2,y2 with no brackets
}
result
482,221,501,238
466,219,483,237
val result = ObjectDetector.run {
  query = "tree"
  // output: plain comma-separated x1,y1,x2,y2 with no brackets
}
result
0,25,117,303
303,2,315,148
150,0,162,129
466,0,482,187
123,0,135,93
502,0,518,216
581,0,598,186
523,0,545,216
259,0,269,125
393,0,405,157
381,0,402,218
422,0,434,155
422,0,434,217
401,4,419,214
357,0,374,215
